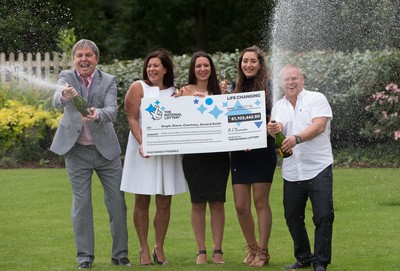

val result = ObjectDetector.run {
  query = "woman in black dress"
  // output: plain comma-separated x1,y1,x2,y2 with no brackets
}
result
230,46,277,267
177,52,230,264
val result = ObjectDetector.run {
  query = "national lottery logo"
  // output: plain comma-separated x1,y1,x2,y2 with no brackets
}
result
145,100,182,121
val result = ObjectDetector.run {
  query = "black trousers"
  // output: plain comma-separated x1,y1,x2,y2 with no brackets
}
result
283,164,334,266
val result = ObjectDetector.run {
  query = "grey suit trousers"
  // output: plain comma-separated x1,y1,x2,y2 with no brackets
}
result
65,144,128,264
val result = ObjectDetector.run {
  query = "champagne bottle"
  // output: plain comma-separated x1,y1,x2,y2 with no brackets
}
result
72,95,90,117
65,83,91,117
271,120,293,158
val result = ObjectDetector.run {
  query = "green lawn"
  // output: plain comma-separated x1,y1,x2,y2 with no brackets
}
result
0,168,399,271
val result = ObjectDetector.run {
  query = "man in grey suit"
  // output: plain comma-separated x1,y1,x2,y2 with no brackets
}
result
50,39,130,270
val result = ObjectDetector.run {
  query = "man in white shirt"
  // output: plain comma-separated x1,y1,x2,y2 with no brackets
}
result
268,64,334,271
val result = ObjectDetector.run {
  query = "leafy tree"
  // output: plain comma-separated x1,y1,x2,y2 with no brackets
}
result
0,0,276,61
0,0,74,53
56,27,77,59
337,0,400,51
104,0,275,60
272,0,400,52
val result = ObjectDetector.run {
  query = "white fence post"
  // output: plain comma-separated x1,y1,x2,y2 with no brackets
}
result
0,52,73,83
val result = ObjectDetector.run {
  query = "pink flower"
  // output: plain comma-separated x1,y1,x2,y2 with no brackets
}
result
382,111,388,119
394,131,400,140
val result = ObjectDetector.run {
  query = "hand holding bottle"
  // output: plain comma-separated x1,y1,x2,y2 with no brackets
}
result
64,83,94,117
268,120,293,158
82,107,96,120
62,84,78,99
267,120,280,136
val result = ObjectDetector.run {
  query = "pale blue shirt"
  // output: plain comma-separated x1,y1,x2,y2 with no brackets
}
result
271,89,333,181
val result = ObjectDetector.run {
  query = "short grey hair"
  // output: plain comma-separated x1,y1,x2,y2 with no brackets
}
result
71,39,100,60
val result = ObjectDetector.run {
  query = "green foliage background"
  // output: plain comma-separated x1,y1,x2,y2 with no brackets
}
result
99,49,400,155
1,49,399,168
0,0,273,61
1,0,398,62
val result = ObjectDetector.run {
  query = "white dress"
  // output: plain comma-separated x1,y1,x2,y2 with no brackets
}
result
120,81,187,195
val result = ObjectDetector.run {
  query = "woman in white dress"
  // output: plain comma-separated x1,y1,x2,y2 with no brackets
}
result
120,49,187,265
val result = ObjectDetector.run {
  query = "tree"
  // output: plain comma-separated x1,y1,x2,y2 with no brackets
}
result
0,0,276,61
270,0,400,52
100,0,275,60
0,0,74,54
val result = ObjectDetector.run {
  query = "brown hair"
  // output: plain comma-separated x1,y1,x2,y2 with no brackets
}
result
187,51,221,95
142,49,174,88
235,45,272,112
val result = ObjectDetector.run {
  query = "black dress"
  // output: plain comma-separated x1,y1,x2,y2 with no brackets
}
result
230,80,277,184
182,152,230,203
230,135,277,184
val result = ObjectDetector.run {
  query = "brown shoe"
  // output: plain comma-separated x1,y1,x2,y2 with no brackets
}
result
249,248,270,267
243,244,258,265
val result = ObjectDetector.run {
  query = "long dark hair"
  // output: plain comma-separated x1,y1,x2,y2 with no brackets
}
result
142,49,174,88
235,45,271,112
188,51,221,95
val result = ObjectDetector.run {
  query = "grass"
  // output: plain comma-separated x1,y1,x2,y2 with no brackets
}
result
0,167,399,271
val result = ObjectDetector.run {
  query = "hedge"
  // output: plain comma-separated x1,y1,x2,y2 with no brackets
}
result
100,48,400,153
1,48,399,166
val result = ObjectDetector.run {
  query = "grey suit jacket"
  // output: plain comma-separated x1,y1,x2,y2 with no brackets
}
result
50,69,121,160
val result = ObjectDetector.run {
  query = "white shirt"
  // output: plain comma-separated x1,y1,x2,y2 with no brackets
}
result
271,89,333,181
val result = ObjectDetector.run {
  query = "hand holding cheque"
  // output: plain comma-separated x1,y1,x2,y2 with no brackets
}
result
141,91,267,155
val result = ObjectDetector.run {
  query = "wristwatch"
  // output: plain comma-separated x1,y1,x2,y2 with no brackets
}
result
294,135,302,144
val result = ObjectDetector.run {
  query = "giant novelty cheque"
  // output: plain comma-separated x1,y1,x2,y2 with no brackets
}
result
141,91,267,155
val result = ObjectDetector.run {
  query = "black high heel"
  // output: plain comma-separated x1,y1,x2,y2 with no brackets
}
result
196,250,207,264
152,249,168,265
212,249,224,264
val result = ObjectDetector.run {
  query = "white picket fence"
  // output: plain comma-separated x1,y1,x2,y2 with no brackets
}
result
0,52,73,82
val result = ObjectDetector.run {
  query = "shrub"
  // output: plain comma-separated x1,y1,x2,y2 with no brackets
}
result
361,83,400,141
0,99,62,165
0,82,54,111
334,142,400,167
268,48,400,148
2,48,399,167
97,49,400,153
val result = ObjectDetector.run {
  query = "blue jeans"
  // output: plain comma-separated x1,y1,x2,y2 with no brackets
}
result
283,165,334,266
